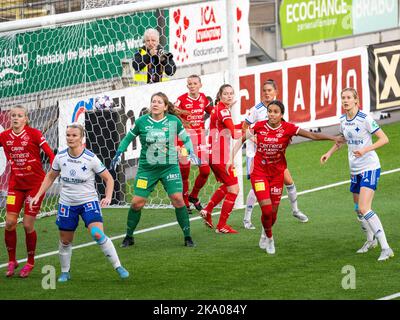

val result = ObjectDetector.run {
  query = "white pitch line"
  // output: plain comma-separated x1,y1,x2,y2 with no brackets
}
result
1,167,399,269
377,292,400,300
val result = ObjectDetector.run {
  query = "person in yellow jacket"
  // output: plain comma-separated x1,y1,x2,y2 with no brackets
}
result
132,28,176,84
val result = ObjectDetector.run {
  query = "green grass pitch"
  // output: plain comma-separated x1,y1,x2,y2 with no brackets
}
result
0,122,399,300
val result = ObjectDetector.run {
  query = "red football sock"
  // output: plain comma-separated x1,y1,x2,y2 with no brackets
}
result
261,204,273,238
205,185,227,213
180,164,191,207
271,209,278,227
190,165,210,199
217,192,238,228
25,230,37,265
5,229,17,262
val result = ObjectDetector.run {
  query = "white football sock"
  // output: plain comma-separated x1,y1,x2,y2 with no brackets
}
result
99,237,121,269
364,211,389,250
286,183,299,213
59,241,72,273
244,188,257,222
357,214,374,241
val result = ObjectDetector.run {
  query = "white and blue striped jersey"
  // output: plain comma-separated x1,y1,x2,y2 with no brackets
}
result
244,102,268,157
52,148,106,206
339,111,381,175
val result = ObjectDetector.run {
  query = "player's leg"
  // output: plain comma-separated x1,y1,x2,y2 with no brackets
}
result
162,165,195,247
58,230,74,282
4,190,24,277
357,170,393,261
189,164,210,211
18,188,45,278
200,163,228,228
353,191,376,253
243,157,256,229
121,168,157,247
121,196,147,247
212,165,239,234
87,219,129,279
56,203,79,282
284,169,308,223
179,161,192,213
252,179,274,253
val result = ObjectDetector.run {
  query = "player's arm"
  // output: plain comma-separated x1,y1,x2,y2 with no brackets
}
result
98,169,114,207
117,129,137,153
228,128,253,173
319,132,346,164
30,169,60,208
353,128,389,158
298,128,343,142
110,125,139,170
178,129,194,155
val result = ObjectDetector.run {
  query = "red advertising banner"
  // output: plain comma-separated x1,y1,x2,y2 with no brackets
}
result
287,65,311,123
315,61,337,120
239,47,370,128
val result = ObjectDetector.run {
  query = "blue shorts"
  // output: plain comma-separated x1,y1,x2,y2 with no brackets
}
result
350,169,381,194
56,201,103,231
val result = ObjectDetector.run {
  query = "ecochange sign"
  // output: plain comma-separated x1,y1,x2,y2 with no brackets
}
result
279,0,398,48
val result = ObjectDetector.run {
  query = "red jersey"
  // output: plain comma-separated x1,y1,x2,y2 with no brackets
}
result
208,101,238,164
252,120,299,176
175,92,213,133
175,93,213,147
0,126,47,190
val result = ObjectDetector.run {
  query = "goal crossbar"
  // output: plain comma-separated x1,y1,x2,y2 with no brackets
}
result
0,0,205,33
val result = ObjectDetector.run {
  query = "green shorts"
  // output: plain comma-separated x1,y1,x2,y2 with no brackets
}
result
133,164,183,198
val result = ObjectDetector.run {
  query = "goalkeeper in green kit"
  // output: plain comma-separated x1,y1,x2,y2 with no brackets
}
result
110,92,201,248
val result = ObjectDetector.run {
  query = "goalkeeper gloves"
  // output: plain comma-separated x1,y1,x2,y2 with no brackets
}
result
110,151,122,171
188,151,201,166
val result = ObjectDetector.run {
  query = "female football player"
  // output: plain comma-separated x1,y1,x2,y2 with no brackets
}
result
199,84,242,234
31,123,129,282
321,87,393,261
0,105,54,278
231,100,341,254
111,92,200,248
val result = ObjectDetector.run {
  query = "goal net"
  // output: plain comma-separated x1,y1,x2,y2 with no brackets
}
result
0,0,249,225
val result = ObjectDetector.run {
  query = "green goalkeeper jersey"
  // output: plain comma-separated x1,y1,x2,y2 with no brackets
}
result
117,113,194,168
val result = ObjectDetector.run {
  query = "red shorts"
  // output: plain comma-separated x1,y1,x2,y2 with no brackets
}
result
6,186,45,217
210,163,238,186
250,172,284,206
